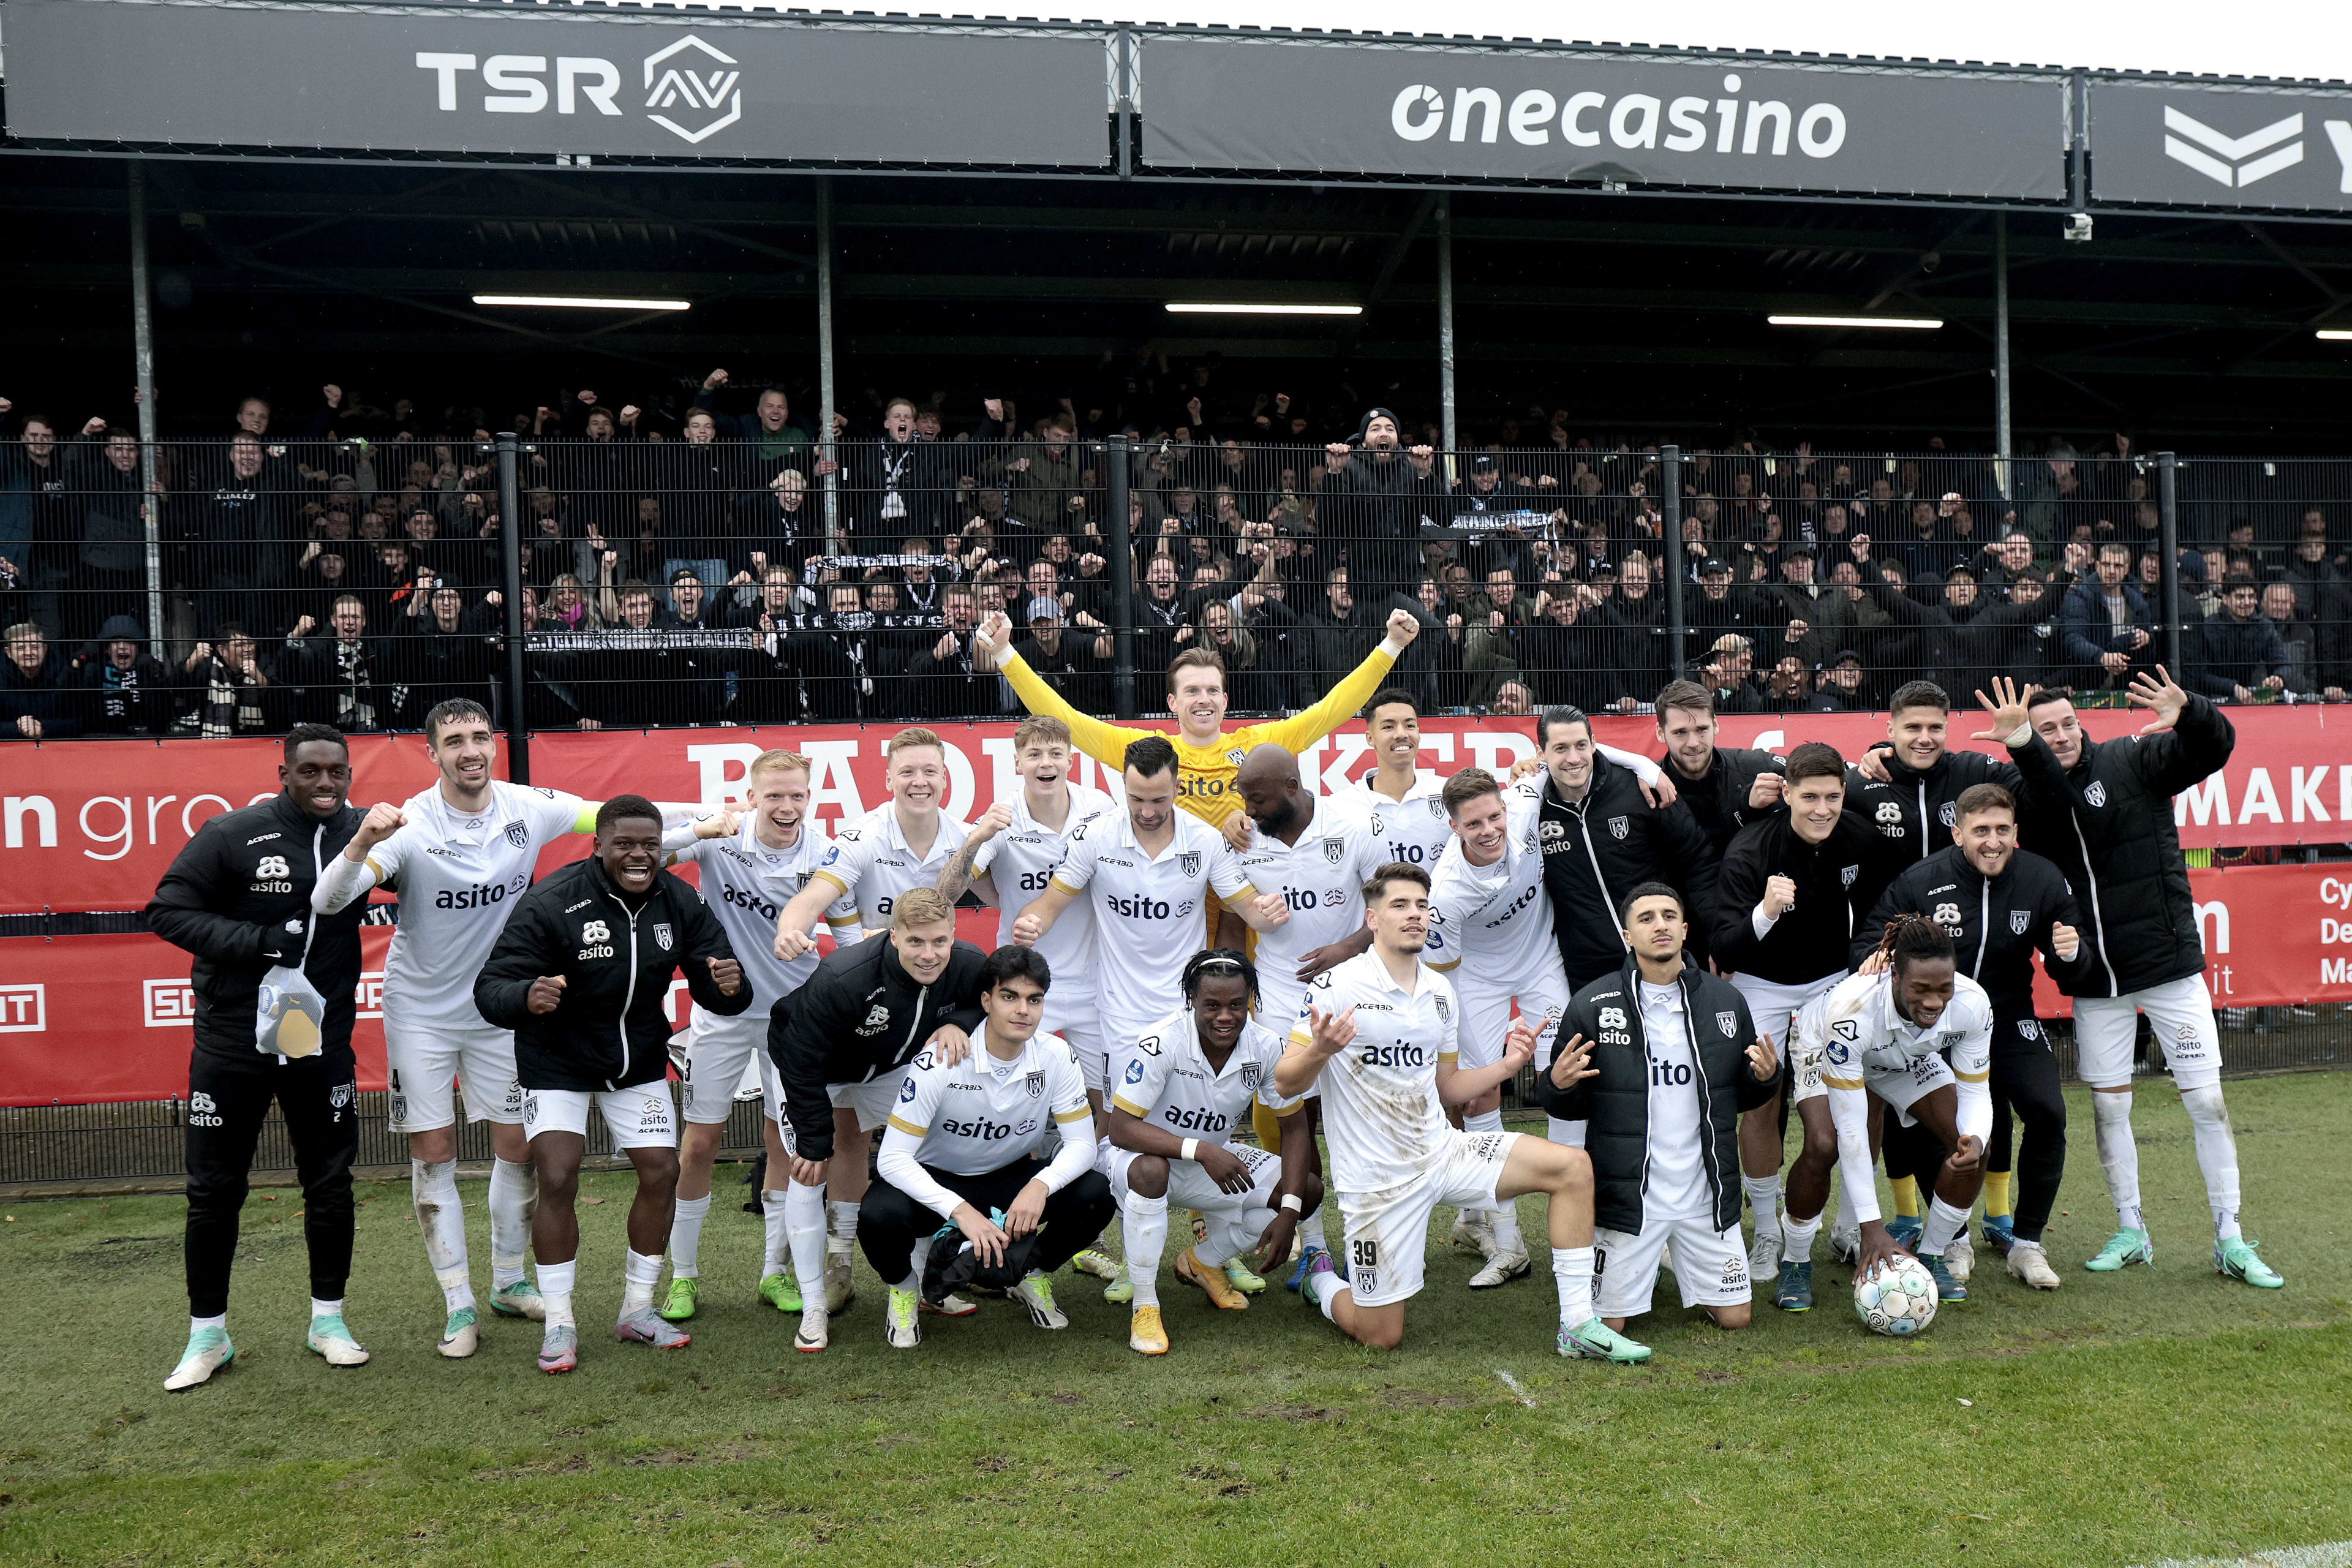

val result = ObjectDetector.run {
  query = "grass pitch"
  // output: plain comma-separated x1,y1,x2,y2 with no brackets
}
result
4,1072,2350,1567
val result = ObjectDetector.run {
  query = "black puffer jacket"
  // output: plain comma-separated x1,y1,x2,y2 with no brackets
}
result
768,935,990,1163
1526,761,1722,989
1542,957,1776,1234
2003,695,2233,995
1856,844,2086,1018
1846,744,2023,870
475,855,749,1091
146,791,368,1060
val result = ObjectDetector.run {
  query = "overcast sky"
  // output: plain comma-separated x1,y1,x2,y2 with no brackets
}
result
944,0,2348,83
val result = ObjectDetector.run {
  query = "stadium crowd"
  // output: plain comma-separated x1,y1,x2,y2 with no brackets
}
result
4,363,2348,738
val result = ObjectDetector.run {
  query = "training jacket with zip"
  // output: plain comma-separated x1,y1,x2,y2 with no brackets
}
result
2002,694,2233,997
767,935,990,1164
1542,956,1775,1234
1855,844,2086,1019
1711,810,1899,986
146,791,369,1061
1673,745,1790,859
475,856,748,1093
1523,761,1722,989
1846,745,2024,869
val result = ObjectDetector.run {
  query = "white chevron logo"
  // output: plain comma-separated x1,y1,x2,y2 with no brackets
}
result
2164,105,2304,188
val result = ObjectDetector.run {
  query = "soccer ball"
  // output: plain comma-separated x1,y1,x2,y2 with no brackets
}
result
1853,1256,1939,1336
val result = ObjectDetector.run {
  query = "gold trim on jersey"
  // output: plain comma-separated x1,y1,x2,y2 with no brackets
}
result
1109,1095,1150,1118
1954,1068,1991,1083
1053,1106,1091,1124
1822,1073,1865,1090
884,1114,926,1137
809,867,852,894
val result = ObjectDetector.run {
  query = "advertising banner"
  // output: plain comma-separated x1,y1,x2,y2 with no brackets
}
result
2,863,2334,1107
2,0,1109,167
1140,37,2067,198
8,708,2348,915
2089,80,2352,213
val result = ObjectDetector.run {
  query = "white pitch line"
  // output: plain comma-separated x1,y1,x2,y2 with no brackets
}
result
2135,1541,2352,1568
1494,1369,1536,1407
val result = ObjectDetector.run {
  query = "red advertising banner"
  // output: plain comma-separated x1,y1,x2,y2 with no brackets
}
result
0,867,2337,1108
4,706,2348,915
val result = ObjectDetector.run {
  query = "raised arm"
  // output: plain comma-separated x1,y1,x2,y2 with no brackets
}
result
1262,608,1417,753
976,611,1150,769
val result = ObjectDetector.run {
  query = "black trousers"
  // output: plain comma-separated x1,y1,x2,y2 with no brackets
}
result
184,1048,360,1317
858,1158,1115,1288
1880,1014,2066,1245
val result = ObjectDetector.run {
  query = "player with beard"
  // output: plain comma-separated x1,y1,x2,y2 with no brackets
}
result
1858,783,2086,1291
1280,864,1649,1362
1651,680,1790,859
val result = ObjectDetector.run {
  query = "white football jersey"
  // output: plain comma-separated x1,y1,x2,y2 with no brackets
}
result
364,780,589,1030
1428,788,1556,988
1290,949,1460,1195
812,801,972,930
972,783,1116,1018
1796,969,1995,1080
1049,809,1255,1042
1238,801,1390,1025
1353,775,1456,870
669,821,857,1009
883,1029,1093,1177
1110,1007,1297,1147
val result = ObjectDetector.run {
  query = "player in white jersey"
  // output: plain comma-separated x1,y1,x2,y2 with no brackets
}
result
314,698,687,1357
1773,916,1993,1312
775,725,971,943
771,725,973,1307
1344,688,1457,870
863,946,1114,1348
1104,950,1320,1355
935,714,1123,1289
1012,736,1290,1071
655,749,861,1328
1427,766,1574,1285
1278,862,1650,1362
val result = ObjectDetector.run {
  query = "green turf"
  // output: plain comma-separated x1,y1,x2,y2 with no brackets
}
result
4,1074,2350,1566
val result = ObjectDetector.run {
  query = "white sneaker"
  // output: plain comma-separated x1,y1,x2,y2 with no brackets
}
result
2005,1240,2062,1291
437,1306,480,1359
823,1251,857,1314
1945,1233,1976,1285
794,1303,830,1353
1468,1249,1532,1289
1828,1227,1860,1265
164,1326,235,1391
1747,1223,1781,1280
306,1313,371,1367
1012,1273,1068,1330
921,1292,979,1317
1449,1211,1494,1258
883,1286,922,1349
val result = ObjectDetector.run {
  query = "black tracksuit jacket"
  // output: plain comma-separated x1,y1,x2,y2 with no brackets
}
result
1847,745,2024,870
1673,745,1789,859
1527,760,1722,989
475,856,749,1092
1710,812,1898,986
767,936,990,1163
1855,844,2086,1019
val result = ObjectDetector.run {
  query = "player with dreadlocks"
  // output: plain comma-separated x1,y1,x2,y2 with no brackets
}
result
1104,950,1322,1355
1771,913,1994,1310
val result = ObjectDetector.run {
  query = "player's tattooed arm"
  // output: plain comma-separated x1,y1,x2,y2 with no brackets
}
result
936,805,1009,904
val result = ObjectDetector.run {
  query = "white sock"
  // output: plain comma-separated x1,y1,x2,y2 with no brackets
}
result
1743,1172,1782,1224
761,1190,793,1278
668,1194,712,1279
190,1313,227,1335
1489,1198,1525,1256
309,1297,343,1319
487,1156,536,1291
788,1184,829,1287
621,1249,662,1317
412,1159,473,1313
1122,1191,1168,1308
1781,1210,1822,1262
1921,1195,1969,1256
910,1233,937,1293
539,1260,577,1329
1194,1208,1268,1268
1309,1268,1346,1318
2180,1085,2244,1239
1552,1245,1595,1327
1298,1202,1327,1254
2094,1091,2144,1232
826,1199,859,1259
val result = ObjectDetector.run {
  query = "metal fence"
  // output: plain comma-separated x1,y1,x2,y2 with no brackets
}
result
9,434,2352,738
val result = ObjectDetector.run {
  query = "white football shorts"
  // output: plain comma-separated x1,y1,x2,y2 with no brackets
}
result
1336,1128,1519,1308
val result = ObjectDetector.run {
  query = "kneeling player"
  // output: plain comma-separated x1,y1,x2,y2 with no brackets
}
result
1546,884,1779,1333
1778,916,1993,1308
861,947,1115,1348
1106,950,1322,1355
1278,864,1649,1362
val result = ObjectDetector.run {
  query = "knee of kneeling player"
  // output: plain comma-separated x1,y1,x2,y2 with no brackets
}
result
1709,1302,1752,1331
1355,1318,1406,1351
1125,1155,1169,1199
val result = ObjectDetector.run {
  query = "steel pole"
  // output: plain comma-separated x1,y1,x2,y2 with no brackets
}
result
816,176,840,556
2158,451,2182,675
1994,213,2013,506
1662,444,1686,678
496,432,530,784
1437,197,1458,462
128,162,165,663
1106,434,1136,720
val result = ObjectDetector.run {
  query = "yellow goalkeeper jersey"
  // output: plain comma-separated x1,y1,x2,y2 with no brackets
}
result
995,635,1406,829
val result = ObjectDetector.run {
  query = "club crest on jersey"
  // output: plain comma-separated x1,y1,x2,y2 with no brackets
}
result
1023,1070,1046,1099
653,922,674,952
2010,909,2031,935
329,1082,353,1109
1716,1011,1738,1037
1607,815,1629,840
1434,994,1450,1023
1226,749,1247,766
1324,837,1347,864
1426,797,1444,817
1939,802,1958,826
2018,1018,2041,1040
2085,781,2108,808
1239,1061,1262,1090
1179,851,1202,878
504,820,529,849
